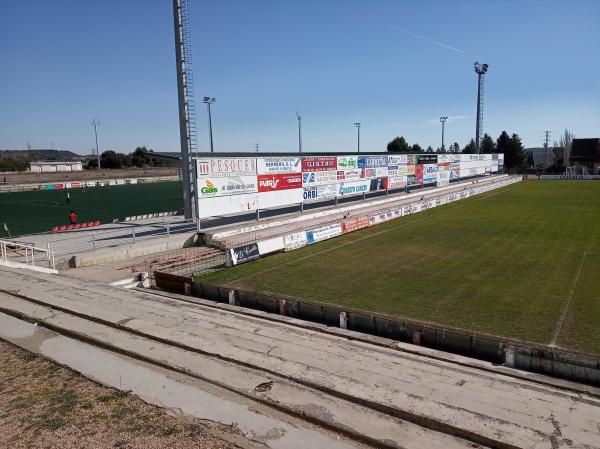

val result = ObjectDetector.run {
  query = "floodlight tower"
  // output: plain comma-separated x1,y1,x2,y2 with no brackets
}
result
354,122,361,153
474,62,488,154
173,0,197,220
296,112,302,153
203,97,216,153
439,116,448,152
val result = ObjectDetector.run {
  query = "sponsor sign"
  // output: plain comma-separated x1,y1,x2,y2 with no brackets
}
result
437,154,451,163
197,193,258,219
198,176,257,197
436,171,450,186
337,156,358,169
258,189,303,209
406,174,418,186
341,216,370,233
336,169,363,181
358,155,387,168
387,164,399,176
417,154,438,164
415,165,424,184
387,154,407,165
406,154,418,165
196,158,257,177
302,170,338,186
370,177,386,191
284,232,308,251
256,157,301,174
540,175,600,180
306,223,342,244
257,173,302,192
385,176,407,189
303,183,338,201
302,156,337,172
230,243,260,265
362,167,388,178
338,180,370,195
257,237,285,255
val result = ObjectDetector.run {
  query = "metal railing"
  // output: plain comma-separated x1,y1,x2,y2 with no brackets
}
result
1,239,56,270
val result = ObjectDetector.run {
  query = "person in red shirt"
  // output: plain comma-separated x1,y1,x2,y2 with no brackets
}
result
69,210,77,225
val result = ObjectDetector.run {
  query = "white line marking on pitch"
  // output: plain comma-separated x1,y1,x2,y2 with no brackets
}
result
550,251,592,346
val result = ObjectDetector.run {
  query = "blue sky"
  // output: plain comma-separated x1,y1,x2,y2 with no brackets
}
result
1,0,598,154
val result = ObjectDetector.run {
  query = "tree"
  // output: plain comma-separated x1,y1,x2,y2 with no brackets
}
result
558,129,574,167
387,136,410,153
480,133,496,154
426,146,434,153
411,143,423,153
462,139,476,154
526,151,534,169
131,146,152,168
100,150,126,169
497,131,526,170
450,142,461,153
0,157,27,172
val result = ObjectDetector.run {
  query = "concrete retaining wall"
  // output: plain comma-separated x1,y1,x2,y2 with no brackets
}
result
153,273,600,386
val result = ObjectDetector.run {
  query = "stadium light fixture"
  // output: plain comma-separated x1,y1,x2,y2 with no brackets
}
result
440,116,448,152
203,97,216,152
354,122,361,153
473,61,489,154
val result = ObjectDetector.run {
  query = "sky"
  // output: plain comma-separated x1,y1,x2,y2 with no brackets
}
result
1,0,599,155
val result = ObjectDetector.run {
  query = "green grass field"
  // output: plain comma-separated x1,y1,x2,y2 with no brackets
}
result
0,181,182,236
198,181,600,355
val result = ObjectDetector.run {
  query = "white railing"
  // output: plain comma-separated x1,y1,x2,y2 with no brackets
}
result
0,239,56,271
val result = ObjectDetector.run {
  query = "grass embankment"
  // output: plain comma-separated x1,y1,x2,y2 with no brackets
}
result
0,181,182,236
198,181,600,355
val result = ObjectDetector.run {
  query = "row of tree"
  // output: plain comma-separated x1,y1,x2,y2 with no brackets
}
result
0,158,28,172
386,131,527,169
86,147,179,169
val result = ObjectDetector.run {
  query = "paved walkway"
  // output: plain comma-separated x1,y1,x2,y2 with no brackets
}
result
0,267,598,448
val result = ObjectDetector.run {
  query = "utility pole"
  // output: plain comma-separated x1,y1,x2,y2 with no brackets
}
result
255,143,259,153
474,62,489,154
203,97,216,153
543,130,551,172
440,116,448,152
353,122,361,153
296,112,302,153
91,118,101,170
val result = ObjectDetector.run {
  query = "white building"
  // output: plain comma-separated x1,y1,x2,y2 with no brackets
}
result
29,161,83,173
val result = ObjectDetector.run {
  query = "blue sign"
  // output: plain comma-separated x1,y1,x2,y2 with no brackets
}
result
358,155,387,168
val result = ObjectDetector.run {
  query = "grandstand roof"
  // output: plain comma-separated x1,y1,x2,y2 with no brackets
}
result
570,138,600,161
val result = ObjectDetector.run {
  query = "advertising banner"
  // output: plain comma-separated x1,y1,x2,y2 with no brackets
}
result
302,170,338,186
197,158,257,177
358,155,387,168
198,176,257,198
338,180,370,196
415,165,423,184
258,189,303,209
540,175,600,180
437,154,451,163
438,162,451,171
436,171,450,187
302,156,337,172
336,168,363,181
406,164,415,175
406,174,418,186
362,167,388,178
387,154,407,165
337,156,359,169
230,243,260,265
284,232,308,251
387,164,399,176
370,177,386,191
257,173,302,192
406,154,418,165
306,223,342,244
257,236,285,255
417,154,438,164
257,157,301,174
385,176,407,189
197,193,258,219
303,183,338,201
341,216,370,233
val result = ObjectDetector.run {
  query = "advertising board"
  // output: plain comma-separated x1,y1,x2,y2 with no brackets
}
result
337,156,358,169
540,175,600,180
436,171,450,186
258,189,303,209
302,170,338,186
385,176,407,189
338,180,370,195
341,216,370,233
257,157,301,174
284,232,308,251
303,183,338,201
197,158,257,177
387,155,407,165
230,243,260,265
306,223,342,244
437,154,451,163
336,168,363,181
369,177,386,191
362,167,388,178
257,237,285,256
415,165,423,184
417,154,438,164
257,173,302,192
358,155,387,168
197,193,258,219
197,176,257,198
302,156,337,172
423,164,438,183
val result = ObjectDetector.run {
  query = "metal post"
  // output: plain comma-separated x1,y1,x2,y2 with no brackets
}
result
167,222,171,236
256,209,260,220
440,116,447,152
133,228,136,243
475,72,482,154
92,234,96,251
296,112,302,153
92,118,101,170
354,122,361,153
203,97,216,153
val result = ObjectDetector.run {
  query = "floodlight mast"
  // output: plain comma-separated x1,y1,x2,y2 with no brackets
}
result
474,62,488,154
440,116,448,152
203,97,216,153
296,112,302,153
354,122,361,153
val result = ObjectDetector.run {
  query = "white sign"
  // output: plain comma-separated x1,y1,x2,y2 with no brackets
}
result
302,170,338,186
336,169,363,181
306,223,342,244
338,180,370,195
196,158,257,177
257,157,301,174
258,189,303,209
197,193,258,219
540,175,600,180
257,236,285,255
197,176,257,197
386,176,407,189
284,232,308,251
387,155,407,165
337,156,359,170
303,183,338,201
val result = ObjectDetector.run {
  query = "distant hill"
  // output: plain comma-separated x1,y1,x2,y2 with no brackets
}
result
1,149,83,161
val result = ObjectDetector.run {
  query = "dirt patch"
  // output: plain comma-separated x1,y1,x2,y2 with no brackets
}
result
0,339,240,449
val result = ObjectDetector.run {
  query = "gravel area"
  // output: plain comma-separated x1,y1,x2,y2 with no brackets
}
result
0,339,241,449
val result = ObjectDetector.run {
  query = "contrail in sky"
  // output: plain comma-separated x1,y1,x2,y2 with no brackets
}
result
391,26,467,55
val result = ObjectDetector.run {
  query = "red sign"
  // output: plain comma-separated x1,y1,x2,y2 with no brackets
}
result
71,182,81,188
415,164,423,184
341,216,370,233
257,173,302,192
302,157,337,172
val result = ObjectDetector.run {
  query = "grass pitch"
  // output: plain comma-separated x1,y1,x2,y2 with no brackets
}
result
198,181,600,355
0,181,182,236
